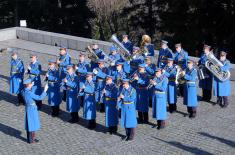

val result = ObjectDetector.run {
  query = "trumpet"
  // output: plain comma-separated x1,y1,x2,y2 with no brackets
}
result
129,70,138,82
147,79,156,89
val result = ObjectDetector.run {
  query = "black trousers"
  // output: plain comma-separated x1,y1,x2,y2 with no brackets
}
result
202,89,212,101
79,96,84,107
125,128,135,140
168,104,177,113
62,90,67,102
99,103,105,112
17,93,25,105
178,84,184,97
138,111,149,123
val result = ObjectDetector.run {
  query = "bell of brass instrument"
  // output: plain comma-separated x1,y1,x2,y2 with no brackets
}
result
175,65,186,85
110,34,132,61
86,45,99,62
205,52,230,81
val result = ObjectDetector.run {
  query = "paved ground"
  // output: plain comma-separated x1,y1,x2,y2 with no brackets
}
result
0,47,235,155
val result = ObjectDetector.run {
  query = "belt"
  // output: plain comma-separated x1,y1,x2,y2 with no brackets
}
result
123,101,134,104
29,73,37,76
11,72,19,74
155,91,165,94
105,97,117,101
85,93,94,96
187,81,195,84
48,81,57,83
169,79,175,82
97,79,104,81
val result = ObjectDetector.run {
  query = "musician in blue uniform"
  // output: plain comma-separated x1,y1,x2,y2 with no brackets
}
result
27,54,43,110
174,43,188,69
91,44,106,69
57,46,71,101
129,46,144,74
63,65,80,123
174,43,188,97
122,34,133,54
145,56,156,108
157,40,173,68
213,51,231,108
102,75,119,134
10,52,25,106
182,60,198,118
93,59,109,112
151,68,168,129
45,59,61,117
118,79,137,141
109,61,126,88
76,53,91,107
198,45,213,102
131,64,150,123
163,58,177,113
22,78,48,144
80,72,96,129
141,35,154,57
109,45,121,63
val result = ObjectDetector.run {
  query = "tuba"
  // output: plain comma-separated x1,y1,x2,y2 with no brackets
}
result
110,34,132,61
205,52,230,81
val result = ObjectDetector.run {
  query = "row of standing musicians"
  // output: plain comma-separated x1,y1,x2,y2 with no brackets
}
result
9,34,231,143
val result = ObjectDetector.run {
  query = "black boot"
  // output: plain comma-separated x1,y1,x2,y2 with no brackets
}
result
222,96,229,108
187,107,193,118
69,112,79,123
88,119,96,129
129,128,135,141
157,120,166,130
191,107,197,118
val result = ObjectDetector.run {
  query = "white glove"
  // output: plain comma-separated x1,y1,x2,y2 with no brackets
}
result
162,69,165,73
27,65,31,70
44,83,49,92
32,82,34,86
132,55,137,59
111,61,115,66
75,66,78,70
144,52,148,56
93,69,98,75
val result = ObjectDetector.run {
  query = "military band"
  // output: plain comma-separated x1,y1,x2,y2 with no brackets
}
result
7,34,232,143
